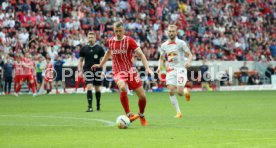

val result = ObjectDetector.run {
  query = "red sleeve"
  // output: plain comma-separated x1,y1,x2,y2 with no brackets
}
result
105,38,111,49
128,37,139,51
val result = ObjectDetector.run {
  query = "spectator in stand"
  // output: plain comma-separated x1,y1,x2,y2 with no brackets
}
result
270,40,276,60
239,62,249,85
248,72,262,85
220,69,232,86
265,64,275,84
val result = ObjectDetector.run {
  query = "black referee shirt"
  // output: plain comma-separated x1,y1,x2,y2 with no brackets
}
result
80,44,105,69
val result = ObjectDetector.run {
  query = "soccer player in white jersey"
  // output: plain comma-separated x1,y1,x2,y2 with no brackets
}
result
157,25,193,118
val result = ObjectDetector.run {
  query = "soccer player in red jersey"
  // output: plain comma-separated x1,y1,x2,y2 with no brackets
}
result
13,55,23,96
92,21,153,126
44,57,54,94
21,53,37,96
74,70,86,93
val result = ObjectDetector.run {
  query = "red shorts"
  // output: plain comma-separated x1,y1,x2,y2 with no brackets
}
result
77,76,85,83
44,77,53,83
114,70,142,90
14,75,22,83
22,75,35,82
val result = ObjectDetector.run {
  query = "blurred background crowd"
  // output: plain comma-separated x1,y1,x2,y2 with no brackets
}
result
0,0,276,94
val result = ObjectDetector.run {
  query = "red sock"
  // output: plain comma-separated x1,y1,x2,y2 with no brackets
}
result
28,83,31,90
75,81,79,90
44,83,47,90
120,92,130,114
14,83,17,91
16,84,21,93
138,98,146,114
83,81,86,91
31,83,36,93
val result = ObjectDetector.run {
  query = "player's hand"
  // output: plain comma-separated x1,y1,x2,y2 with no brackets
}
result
100,71,105,79
156,68,161,74
91,64,101,70
146,68,154,78
185,62,191,68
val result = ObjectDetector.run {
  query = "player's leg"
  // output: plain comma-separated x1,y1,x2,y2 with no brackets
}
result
177,69,190,101
82,78,86,92
94,86,101,111
166,70,182,118
86,83,93,112
168,85,182,118
134,86,148,126
117,80,130,113
62,80,67,93
28,75,37,96
75,78,79,92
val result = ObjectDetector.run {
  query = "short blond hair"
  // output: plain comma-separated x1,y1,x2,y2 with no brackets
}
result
113,21,124,28
168,25,177,30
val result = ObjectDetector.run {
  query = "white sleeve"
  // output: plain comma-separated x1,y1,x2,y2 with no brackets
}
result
159,44,166,56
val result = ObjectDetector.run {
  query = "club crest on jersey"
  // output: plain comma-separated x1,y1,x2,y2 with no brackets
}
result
111,49,127,54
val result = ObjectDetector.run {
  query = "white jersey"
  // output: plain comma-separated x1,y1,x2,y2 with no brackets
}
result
160,38,190,69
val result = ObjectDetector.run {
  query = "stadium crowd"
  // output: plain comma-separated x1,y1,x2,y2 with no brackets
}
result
0,0,276,94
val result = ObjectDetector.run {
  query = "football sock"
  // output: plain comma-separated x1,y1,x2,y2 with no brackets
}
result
120,92,130,114
44,83,47,90
16,84,21,93
170,95,181,113
138,98,146,114
75,81,79,90
14,83,17,92
87,90,93,108
31,83,36,93
96,91,101,109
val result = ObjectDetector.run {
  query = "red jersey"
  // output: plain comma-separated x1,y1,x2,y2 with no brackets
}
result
14,61,23,76
23,59,35,75
45,63,54,80
106,36,139,74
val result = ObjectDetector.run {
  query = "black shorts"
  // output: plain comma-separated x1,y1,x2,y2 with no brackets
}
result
36,72,43,84
55,74,63,82
83,67,102,86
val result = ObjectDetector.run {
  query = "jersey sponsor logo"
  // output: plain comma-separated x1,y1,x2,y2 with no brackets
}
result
94,54,98,59
111,49,127,55
167,51,177,62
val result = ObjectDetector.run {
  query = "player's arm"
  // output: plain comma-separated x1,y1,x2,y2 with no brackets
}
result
184,50,193,68
182,41,193,68
157,53,165,73
92,50,111,69
22,61,32,68
135,47,153,75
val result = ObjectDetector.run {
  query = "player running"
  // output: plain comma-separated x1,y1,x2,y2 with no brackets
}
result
157,25,193,118
92,21,153,126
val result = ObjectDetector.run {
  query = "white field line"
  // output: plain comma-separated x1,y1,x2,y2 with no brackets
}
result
0,114,116,127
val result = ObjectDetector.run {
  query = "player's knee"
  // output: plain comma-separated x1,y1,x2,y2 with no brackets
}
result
139,94,146,100
87,84,92,90
119,85,127,92
178,91,184,96
169,90,175,96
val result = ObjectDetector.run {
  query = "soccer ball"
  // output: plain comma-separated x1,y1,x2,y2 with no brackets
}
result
116,115,130,129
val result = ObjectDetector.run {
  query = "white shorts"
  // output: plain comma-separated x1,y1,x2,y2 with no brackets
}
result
166,68,187,86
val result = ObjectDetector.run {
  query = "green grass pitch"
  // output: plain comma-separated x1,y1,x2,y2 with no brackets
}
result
1,91,276,148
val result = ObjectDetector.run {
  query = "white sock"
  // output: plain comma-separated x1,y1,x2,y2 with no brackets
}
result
170,95,181,113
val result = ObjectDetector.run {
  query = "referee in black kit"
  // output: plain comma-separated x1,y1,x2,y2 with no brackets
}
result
78,31,105,112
